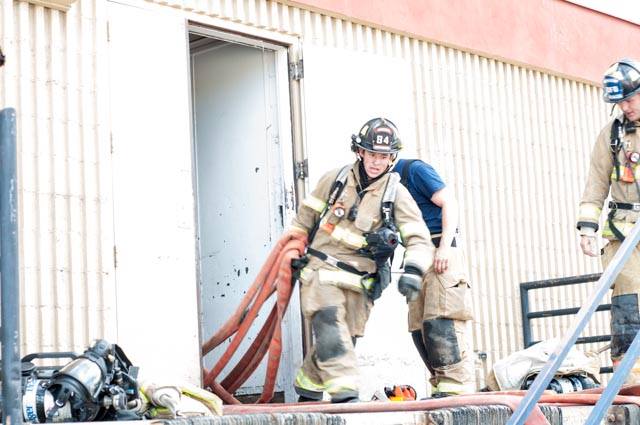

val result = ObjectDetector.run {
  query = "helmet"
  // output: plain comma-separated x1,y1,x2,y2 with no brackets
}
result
351,118,402,154
603,58,640,103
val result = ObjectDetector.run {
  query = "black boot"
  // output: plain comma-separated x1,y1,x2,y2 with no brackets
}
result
298,395,321,402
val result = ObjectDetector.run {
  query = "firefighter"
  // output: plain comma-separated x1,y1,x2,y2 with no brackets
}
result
289,118,435,403
393,158,475,396
577,58,640,383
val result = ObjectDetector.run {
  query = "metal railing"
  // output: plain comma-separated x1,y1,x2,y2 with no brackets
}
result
519,272,612,374
507,220,640,425
1,107,22,425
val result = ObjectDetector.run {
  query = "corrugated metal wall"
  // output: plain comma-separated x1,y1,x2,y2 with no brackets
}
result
134,0,614,377
0,0,115,355
1,0,612,380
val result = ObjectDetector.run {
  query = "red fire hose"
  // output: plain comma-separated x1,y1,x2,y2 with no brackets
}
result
223,394,550,425
201,231,307,404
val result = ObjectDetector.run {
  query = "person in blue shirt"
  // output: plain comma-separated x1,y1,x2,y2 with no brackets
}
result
393,158,475,396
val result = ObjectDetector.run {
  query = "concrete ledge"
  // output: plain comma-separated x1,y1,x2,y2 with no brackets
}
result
159,403,640,425
557,404,640,425
161,414,345,425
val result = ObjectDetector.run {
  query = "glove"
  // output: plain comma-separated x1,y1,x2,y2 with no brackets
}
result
397,265,423,302
369,261,391,301
579,227,599,257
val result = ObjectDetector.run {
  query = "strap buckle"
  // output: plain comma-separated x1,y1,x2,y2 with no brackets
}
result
323,253,340,268
609,201,640,211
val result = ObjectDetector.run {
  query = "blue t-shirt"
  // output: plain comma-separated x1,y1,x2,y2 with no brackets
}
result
394,159,445,235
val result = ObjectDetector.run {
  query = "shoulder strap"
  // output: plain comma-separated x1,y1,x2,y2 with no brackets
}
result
399,159,419,188
307,164,351,244
327,164,351,206
381,172,401,230
611,118,623,181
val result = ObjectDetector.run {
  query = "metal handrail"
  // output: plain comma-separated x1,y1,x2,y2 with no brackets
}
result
519,272,612,374
507,219,640,425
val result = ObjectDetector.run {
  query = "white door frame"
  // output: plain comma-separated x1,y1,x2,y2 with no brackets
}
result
187,22,303,401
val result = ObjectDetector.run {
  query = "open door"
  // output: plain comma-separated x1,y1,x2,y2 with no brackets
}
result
189,27,302,401
107,1,200,384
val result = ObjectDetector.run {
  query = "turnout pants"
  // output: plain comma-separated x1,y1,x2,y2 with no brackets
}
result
294,266,372,402
602,241,640,384
408,246,475,393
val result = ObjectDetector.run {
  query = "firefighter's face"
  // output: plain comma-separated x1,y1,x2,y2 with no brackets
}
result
359,149,392,179
618,93,640,122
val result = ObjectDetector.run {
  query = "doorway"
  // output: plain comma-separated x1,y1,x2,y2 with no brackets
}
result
189,28,301,401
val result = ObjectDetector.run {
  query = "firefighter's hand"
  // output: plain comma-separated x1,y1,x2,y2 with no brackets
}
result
580,235,599,257
398,266,423,302
434,245,451,274
579,227,599,257
283,227,308,242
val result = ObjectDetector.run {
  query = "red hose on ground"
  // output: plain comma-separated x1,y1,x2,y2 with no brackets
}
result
223,395,550,425
540,392,640,407
568,383,640,396
201,232,307,404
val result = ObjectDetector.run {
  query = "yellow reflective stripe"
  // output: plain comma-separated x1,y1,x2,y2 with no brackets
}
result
331,225,367,248
295,370,325,392
318,269,374,291
610,164,640,181
299,266,314,281
399,222,427,240
302,195,327,213
578,204,602,222
603,220,636,239
611,166,621,180
295,371,358,395
324,375,358,394
434,380,474,395
610,165,630,181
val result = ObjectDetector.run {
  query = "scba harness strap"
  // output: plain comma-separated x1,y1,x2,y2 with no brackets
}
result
305,164,400,300
609,118,639,241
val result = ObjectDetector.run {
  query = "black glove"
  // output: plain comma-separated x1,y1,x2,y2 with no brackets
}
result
397,265,423,302
368,261,391,301
290,255,309,280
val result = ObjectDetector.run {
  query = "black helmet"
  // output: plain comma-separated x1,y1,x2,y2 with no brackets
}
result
351,118,402,154
603,58,640,103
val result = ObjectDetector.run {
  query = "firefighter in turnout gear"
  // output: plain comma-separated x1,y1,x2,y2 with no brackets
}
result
289,118,435,403
393,158,475,396
578,58,640,384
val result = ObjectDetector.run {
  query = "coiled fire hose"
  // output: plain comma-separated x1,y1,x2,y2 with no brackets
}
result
201,231,307,404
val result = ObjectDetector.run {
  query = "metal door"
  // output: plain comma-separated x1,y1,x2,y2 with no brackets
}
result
107,1,201,384
190,32,301,400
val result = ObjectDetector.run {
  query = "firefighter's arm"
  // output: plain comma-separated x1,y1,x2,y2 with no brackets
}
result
576,125,613,256
430,187,458,273
395,185,435,301
577,125,613,233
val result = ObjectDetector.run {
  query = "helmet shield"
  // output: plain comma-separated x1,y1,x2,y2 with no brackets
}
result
603,59,640,103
